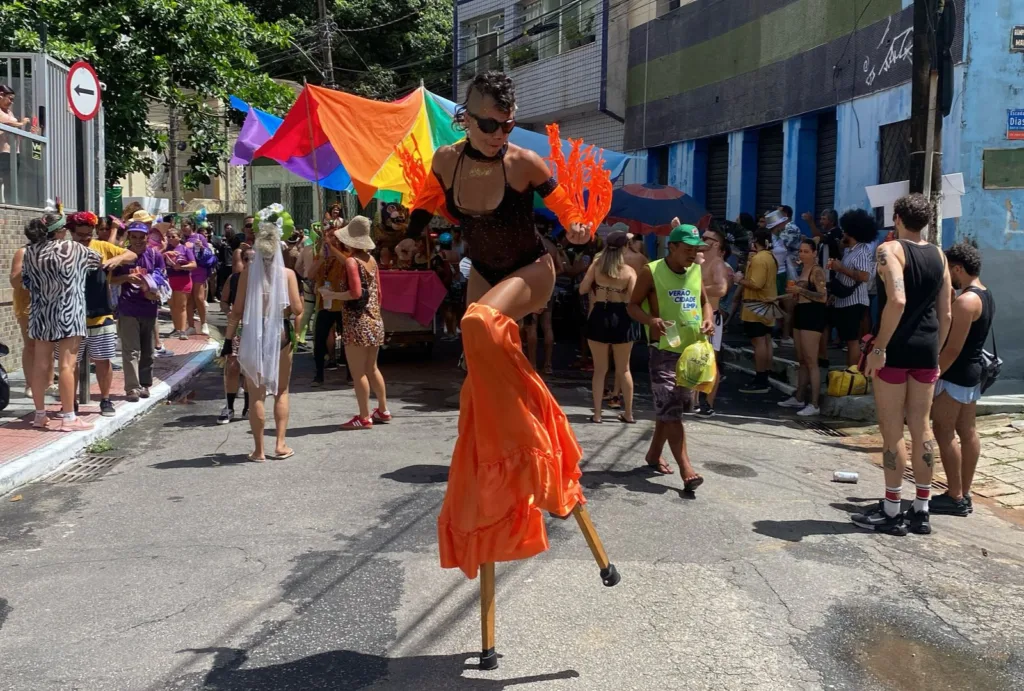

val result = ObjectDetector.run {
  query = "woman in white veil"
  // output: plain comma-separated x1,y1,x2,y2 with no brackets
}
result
224,205,303,461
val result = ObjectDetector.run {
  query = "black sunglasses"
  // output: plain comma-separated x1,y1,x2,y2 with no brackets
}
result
244,222,253,229
467,110,515,135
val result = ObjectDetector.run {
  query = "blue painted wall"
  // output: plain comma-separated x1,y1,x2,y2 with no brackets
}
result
726,130,757,221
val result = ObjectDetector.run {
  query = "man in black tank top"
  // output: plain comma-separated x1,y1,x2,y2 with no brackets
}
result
854,194,952,536
930,241,994,517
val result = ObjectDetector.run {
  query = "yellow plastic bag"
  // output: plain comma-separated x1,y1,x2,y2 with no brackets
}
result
827,366,868,397
676,339,716,393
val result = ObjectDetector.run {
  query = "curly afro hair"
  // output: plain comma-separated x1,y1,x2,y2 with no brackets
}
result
894,193,931,232
945,239,982,277
839,208,878,244
463,71,516,115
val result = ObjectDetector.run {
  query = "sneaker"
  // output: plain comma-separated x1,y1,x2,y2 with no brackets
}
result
140,387,150,399
200,323,210,336
371,408,393,424
57,416,94,433
929,492,970,517
340,415,373,430
326,359,338,371
965,492,974,514
907,508,932,535
185,327,197,336
311,378,324,388
777,396,804,408
780,338,795,347
739,377,771,394
796,404,820,417
695,403,716,418
179,332,189,340
167,330,182,339
851,502,908,536
154,347,174,358
241,406,249,418
111,362,123,372
217,406,234,425
125,389,140,403
99,399,116,417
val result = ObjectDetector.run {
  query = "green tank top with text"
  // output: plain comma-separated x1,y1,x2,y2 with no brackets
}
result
644,259,703,354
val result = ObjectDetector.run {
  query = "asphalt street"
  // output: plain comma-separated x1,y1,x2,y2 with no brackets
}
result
1,341,1023,690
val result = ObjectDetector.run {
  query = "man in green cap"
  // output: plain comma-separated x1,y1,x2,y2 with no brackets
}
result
628,223,714,493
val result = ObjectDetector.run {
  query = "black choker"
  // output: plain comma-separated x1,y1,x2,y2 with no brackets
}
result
464,141,506,162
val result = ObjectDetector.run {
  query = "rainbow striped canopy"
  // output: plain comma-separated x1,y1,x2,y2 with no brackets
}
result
254,85,462,205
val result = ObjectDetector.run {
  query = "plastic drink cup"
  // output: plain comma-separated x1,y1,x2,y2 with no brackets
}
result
664,321,682,348
323,280,333,310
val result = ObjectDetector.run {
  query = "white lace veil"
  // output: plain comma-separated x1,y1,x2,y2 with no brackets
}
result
238,211,289,393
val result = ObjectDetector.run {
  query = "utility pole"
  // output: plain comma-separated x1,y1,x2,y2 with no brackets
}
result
317,0,336,88
168,102,180,215
909,0,943,243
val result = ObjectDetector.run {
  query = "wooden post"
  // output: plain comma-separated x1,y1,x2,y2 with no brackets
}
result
479,562,498,670
572,504,620,587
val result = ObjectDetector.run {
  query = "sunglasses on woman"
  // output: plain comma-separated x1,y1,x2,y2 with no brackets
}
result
467,111,516,135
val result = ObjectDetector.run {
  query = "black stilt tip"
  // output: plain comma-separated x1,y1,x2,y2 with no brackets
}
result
479,647,499,671
600,563,620,587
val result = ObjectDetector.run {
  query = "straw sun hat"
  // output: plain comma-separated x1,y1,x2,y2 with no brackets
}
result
334,215,375,251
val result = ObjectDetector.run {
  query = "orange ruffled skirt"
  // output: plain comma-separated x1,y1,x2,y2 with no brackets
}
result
438,303,586,579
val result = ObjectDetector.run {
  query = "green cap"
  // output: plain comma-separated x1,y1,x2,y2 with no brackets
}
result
668,224,707,247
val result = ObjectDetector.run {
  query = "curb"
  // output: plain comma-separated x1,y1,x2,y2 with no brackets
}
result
0,342,218,497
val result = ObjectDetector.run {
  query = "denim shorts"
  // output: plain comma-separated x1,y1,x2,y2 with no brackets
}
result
935,379,982,404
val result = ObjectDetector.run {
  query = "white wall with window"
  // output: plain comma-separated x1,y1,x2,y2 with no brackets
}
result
520,0,600,63
461,12,505,79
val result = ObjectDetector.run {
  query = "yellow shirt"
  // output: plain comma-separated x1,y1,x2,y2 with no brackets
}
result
86,240,126,327
740,249,779,326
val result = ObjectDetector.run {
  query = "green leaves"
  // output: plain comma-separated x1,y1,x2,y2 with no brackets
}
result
0,0,296,186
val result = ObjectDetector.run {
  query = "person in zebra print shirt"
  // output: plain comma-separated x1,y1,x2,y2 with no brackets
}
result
21,212,103,432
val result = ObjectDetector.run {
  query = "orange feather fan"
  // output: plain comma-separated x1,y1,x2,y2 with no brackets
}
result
396,133,428,206
545,124,614,229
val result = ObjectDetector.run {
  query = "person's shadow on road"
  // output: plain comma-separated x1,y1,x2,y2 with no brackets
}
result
182,646,579,690
752,519,863,542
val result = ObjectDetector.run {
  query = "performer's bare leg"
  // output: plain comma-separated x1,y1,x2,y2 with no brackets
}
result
479,562,498,670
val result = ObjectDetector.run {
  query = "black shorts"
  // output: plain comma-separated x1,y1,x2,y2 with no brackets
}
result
831,304,866,342
794,302,826,333
743,320,773,339
586,302,635,344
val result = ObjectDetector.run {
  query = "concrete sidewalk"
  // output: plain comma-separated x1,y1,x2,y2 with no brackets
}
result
0,333,217,496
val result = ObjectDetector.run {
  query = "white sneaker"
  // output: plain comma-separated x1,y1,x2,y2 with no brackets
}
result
217,406,234,425
780,338,795,347
185,327,197,336
796,404,820,417
777,396,804,408
200,323,210,336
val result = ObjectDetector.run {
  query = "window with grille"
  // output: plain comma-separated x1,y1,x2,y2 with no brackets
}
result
289,185,314,231
258,185,282,210
879,120,912,185
463,13,504,77
521,0,598,63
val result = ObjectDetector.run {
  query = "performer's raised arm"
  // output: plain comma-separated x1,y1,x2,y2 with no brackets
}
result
407,170,446,239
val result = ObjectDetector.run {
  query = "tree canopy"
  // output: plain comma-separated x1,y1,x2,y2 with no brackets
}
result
0,0,297,188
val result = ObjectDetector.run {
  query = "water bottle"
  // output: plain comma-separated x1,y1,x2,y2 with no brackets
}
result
832,471,859,484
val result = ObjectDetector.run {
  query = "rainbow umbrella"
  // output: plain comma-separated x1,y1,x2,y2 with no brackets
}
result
254,85,461,205
605,184,712,236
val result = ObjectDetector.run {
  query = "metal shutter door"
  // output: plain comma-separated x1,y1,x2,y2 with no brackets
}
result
816,112,837,213
705,136,729,221
756,125,784,216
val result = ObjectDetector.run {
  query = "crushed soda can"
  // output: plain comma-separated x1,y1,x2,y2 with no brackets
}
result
833,471,859,484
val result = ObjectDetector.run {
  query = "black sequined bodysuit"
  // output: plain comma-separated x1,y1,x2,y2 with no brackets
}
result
410,143,557,286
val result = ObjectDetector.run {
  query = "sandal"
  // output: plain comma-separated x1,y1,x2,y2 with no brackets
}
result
683,474,705,493
590,415,603,424
607,395,623,410
341,415,373,431
646,457,673,475
247,453,266,463
271,448,295,460
617,413,636,424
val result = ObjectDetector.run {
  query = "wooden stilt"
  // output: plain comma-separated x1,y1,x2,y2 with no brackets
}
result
479,562,498,670
572,504,621,586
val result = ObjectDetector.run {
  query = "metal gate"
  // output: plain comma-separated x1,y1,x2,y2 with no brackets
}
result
879,119,912,184
288,184,314,231
755,125,784,217
705,136,729,221
257,184,282,210
815,111,837,213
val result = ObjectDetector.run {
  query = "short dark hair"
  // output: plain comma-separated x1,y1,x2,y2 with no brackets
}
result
779,205,794,219
463,71,516,115
738,212,757,232
894,193,931,232
0,84,14,96
946,239,982,277
799,237,816,252
753,229,773,250
839,208,878,244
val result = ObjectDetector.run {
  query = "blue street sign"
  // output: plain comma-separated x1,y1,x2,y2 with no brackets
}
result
1008,109,1024,140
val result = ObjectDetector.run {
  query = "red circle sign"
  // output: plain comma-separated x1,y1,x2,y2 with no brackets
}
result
66,61,101,121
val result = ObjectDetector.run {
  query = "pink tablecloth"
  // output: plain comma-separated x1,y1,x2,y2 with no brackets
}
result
379,270,447,327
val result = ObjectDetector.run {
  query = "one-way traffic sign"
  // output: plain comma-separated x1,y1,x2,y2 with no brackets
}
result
66,61,101,121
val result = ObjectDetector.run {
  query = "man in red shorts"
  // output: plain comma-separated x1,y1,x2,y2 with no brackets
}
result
857,194,952,536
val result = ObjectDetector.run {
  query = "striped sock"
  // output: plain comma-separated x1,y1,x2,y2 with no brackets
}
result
913,483,931,513
884,486,902,517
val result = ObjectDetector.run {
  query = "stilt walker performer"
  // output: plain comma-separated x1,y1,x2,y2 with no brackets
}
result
406,71,619,671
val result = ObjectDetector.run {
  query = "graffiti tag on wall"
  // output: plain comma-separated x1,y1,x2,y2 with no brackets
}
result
863,17,914,87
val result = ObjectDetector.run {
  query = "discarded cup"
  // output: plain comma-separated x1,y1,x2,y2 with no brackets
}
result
664,321,682,348
833,471,859,484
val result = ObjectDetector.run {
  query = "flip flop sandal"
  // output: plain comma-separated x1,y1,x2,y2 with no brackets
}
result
247,453,266,463
683,475,705,492
272,449,295,460
590,415,603,424
647,458,674,475
618,414,637,424
607,396,623,409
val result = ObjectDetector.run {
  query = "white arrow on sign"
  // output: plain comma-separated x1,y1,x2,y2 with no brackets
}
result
66,61,101,121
